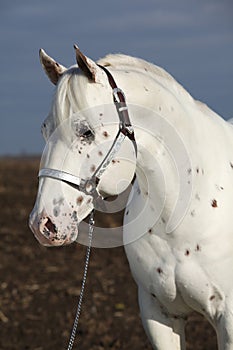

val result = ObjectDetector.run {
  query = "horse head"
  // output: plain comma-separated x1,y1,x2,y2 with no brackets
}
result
29,46,137,246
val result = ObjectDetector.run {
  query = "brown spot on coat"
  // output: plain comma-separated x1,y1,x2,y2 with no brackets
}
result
215,184,224,191
211,199,218,208
195,244,201,252
112,159,120,164
77,196,84,205
210,295,215,301
157,267,163,274
185,250,190,256
103,131,109,137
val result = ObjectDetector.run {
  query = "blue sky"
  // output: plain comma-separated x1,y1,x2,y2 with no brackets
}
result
0,0,232,155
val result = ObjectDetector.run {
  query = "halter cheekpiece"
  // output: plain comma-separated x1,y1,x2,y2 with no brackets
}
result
38,65,137,204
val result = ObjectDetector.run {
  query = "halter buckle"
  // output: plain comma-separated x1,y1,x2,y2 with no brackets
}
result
113,87,125,103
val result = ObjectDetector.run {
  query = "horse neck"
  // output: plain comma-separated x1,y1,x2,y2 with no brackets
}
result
119,67,232,234
115,68,194,219
114,65,210,233
109,61,233,240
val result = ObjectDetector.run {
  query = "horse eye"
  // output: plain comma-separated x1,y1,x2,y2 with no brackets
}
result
82,129,93,139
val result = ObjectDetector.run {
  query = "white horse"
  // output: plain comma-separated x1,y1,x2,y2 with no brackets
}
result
29,46,233,350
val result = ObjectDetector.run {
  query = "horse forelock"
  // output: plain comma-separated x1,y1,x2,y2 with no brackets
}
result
50,65,86,126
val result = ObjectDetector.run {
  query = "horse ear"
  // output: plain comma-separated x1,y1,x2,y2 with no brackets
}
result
74,44,102,83
39,49,67,85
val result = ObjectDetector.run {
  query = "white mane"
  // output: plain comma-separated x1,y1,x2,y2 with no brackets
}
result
50,52,221,132
98,53,176,83
98,54,224,121
98,53,192,99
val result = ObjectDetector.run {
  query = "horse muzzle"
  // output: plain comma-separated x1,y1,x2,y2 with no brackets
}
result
29,209,78,246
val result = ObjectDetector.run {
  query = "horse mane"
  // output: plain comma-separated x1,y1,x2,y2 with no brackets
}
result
98,53,194,100
99,54,224,121
98,53,183,91
52,53,219,126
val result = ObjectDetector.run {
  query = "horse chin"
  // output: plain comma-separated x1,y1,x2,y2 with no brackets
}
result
34,229,78,247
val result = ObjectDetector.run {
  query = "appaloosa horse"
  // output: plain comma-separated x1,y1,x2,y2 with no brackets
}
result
30,45,233,349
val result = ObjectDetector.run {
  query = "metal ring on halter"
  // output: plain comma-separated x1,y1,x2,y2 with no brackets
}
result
82,179,97,195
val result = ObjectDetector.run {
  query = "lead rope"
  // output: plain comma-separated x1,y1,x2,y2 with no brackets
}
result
67,210,95,350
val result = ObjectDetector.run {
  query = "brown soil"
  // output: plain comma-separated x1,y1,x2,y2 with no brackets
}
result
0,158,218,349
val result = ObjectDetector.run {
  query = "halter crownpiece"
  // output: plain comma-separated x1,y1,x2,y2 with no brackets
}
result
39,65,137,205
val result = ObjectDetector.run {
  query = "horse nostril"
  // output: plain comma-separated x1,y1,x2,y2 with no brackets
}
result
45,217,57,234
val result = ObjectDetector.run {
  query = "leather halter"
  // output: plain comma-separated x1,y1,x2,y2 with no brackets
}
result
38,66,137,204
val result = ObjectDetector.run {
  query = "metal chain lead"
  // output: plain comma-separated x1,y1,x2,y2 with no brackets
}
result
67,210,95,350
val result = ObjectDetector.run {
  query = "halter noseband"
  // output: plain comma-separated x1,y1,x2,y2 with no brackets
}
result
38,65,137,204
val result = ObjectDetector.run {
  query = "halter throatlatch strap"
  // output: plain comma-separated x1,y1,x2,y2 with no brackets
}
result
39,66,137,204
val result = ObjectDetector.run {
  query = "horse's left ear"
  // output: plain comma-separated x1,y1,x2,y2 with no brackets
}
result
74,44,103,83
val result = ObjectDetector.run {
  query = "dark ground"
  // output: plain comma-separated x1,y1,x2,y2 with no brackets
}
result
0,158,218,350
